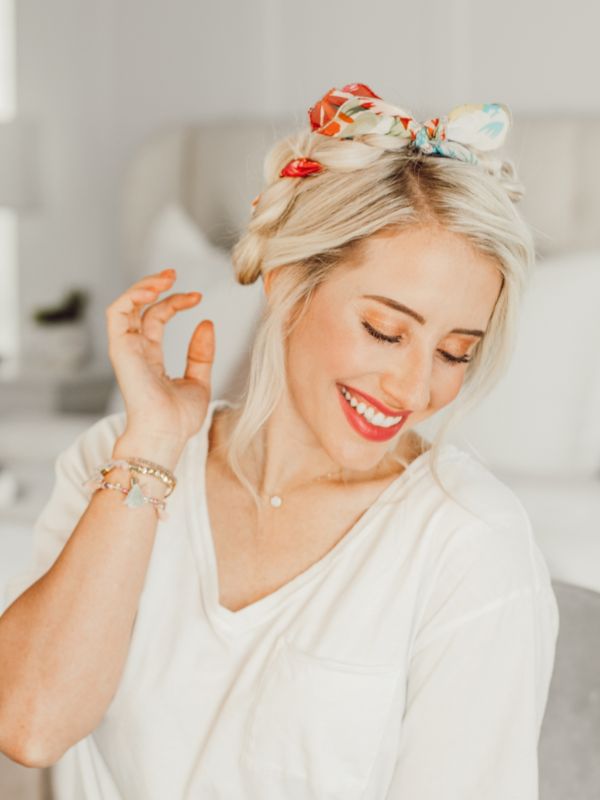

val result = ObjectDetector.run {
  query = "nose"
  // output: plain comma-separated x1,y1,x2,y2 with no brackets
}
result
380,348,432,413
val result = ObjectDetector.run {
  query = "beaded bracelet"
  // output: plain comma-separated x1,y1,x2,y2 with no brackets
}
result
81,457,177,522
83,474,169,520
98,457,177,498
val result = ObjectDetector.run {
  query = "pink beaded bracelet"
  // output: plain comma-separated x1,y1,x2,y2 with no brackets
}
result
82,458,175,521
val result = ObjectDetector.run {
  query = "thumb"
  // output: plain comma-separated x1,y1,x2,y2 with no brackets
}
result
184,318,215,385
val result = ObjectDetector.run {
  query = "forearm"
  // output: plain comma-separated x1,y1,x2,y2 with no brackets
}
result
0,432,184,767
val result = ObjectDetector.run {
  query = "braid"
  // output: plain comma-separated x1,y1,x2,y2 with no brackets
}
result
232,134,315,285
231,130,411,285
231,123,523,286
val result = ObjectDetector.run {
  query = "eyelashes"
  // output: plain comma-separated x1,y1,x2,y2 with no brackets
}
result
361,320,403,344
360,320,473,366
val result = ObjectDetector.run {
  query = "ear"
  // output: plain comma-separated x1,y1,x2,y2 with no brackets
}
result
263,270,273,296
263,267,282,298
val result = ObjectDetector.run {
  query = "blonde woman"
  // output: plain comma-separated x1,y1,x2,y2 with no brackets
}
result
0,84,558,799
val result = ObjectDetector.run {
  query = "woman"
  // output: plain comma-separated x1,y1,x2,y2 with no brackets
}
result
0,84,559,799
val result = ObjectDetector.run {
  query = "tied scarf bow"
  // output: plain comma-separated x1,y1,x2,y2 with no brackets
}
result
251,83,513,209
307,83,512,165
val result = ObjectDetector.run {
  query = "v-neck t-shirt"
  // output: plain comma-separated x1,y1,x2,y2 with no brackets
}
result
4,398,560,799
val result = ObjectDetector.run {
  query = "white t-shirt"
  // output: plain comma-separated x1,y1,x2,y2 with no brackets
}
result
4,398,559,800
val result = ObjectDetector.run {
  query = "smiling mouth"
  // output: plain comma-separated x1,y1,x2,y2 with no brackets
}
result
337,384,411,436
337,383,410,424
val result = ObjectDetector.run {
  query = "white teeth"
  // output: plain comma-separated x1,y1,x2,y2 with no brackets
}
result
340,386,402,427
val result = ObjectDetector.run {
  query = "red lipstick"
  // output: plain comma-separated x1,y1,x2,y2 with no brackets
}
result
337,383,408,417
336,383,411,443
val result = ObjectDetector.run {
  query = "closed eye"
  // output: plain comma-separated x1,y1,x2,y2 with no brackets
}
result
361,320,473,365
362,319,403,344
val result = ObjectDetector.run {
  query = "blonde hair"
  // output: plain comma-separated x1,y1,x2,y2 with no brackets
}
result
219,125,535,513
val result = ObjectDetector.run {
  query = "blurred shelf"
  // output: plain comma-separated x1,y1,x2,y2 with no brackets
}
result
0,357,115,414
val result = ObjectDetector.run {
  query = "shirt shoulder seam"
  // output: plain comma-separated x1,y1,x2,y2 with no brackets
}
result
410,583,543,658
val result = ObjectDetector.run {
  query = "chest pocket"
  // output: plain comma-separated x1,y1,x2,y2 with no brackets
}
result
242,636,402,799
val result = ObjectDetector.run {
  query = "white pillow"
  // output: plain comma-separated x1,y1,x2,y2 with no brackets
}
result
140,203,227,287
449,249,600,478
107,204,264,414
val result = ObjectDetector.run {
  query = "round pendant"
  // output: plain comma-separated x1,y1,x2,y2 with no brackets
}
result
269,495,283,508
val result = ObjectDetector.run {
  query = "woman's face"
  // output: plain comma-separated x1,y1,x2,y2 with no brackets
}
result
266,223,503,473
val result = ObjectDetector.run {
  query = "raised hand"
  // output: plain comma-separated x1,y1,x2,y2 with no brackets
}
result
105,268,215,447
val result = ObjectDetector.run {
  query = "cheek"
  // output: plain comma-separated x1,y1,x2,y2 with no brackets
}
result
286,308,355,380
430,367,466,408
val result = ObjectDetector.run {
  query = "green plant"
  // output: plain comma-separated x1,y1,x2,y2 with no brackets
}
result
31,289,89,325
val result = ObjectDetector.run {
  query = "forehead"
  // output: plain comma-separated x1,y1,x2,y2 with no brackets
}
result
320,225,502,331
334,225,501,301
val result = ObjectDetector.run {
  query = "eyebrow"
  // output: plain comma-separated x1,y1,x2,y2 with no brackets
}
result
361,294,485,337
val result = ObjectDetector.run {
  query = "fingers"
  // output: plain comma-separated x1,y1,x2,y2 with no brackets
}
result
105,269,179,340
141,291,203,344
105,269,213,387
184,318,215,386
105,270,175,340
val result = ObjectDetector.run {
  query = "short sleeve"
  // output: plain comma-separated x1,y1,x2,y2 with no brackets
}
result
385,515,560,800
3,412,127,611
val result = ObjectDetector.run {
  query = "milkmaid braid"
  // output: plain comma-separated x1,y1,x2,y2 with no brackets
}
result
231,84,525,288
231,128,391,285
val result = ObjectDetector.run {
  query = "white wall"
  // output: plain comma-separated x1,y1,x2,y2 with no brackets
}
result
13,0,600,373
16,0,119,367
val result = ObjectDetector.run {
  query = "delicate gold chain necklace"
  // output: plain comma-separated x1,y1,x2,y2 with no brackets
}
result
263,466,347,508
249,439,399,509
248,438,347,509
226,409,401,509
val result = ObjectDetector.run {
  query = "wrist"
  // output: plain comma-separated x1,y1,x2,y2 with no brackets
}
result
112,432,187,472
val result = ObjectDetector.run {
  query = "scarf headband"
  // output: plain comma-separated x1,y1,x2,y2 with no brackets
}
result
251,82,512,207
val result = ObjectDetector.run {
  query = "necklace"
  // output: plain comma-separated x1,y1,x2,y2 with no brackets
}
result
241,415,401,509
264,466,346,508
248,440,347,508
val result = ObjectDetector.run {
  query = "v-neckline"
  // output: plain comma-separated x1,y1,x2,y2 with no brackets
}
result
185,398,457,634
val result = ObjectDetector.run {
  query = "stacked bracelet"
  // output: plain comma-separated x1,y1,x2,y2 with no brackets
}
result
81,457,177,522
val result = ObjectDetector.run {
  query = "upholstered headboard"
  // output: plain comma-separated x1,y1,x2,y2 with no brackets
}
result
120,113,600,273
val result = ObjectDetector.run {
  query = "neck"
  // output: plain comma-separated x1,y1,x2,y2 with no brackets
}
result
213,399,402,497
252,402,347,495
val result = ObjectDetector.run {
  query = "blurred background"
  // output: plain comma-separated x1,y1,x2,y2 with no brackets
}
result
0,1,599,798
